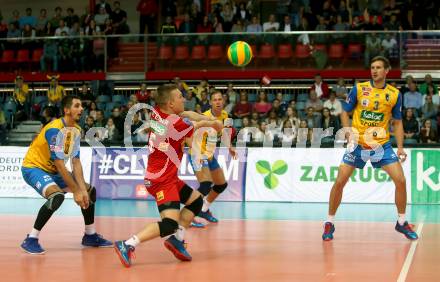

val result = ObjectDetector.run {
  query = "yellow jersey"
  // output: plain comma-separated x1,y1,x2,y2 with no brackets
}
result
343,80,402,147
13,84,29,105
22,118,81,174
47,85,65,103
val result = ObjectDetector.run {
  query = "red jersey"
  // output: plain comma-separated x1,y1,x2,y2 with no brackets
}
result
146,107,194,182
136,90,150,103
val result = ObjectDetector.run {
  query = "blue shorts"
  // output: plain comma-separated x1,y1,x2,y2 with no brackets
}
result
342,142,399,169
21,167,67,196
188,153,221,172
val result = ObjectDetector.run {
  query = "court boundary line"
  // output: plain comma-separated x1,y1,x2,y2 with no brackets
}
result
397,222,424,282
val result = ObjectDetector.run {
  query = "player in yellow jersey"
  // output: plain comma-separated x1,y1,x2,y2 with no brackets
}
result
189,90,236,226
322,56,418,241
20,95,111,254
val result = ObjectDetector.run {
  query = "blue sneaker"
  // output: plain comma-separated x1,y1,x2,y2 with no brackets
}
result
395,221,418,240
21,235,45,255
164,235,192,261
190,219,205,228
198,210,219,223
82,233,113,247
322,222,335,241
114,241,135,268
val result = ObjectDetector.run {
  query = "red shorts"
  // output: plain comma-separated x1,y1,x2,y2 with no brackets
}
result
146,178,186,206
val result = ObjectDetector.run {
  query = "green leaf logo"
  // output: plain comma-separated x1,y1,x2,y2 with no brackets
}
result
256,160,288,189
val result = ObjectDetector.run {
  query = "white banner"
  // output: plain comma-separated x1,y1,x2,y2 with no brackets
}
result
0,146,92,198
245,148,412,203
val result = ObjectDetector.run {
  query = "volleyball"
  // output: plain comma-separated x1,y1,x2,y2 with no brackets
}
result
227,41,253,67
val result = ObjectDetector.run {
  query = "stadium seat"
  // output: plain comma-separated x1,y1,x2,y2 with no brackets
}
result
233,118,243,128
278,44,293,59
158,46,173,60
259,44,275,59
314,44,327,53
16,49,30,64
347,43,362,59
112,94,126,104
174,45,189,61
191,45,206,60
207,45,223,60
295,101,306,111
248,93,257,102
328,43,344,59
283,94,292,102
34,96,48,106
295,44,310,59
97,102,106,111
267,93,275,102
297,93,309,102
96,95,110,103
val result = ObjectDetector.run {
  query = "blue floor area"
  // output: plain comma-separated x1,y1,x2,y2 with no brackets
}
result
2,198,440,223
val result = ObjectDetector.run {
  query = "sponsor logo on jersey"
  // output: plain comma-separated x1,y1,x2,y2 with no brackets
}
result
360,110,384,121
361,99,369,107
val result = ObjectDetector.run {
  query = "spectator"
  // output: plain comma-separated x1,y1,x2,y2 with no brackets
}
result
275,92,289,114
297,119,312,144
87,101,98,120
9,10,20,27
419,74,439,95
419,119,438,143
253,91,272,117
47,76,65,106
422,94,438,121
104,118,120,142
49,7,63,30
221,3,235,32
263,14,279,32
184,90,197,111
403,82,423,113
338,0,350,22
254,121,275,144
400,75,415,96
285,106,300,129
80,6,93,29
83,116,95,139
384,14,401,31
225,83,238,104
323,92,342,116
281,119,296,145
193,79,209,100
41,106,57,127
271,99,285,117
223,93,235,115
367,15,383,30
35,9,48,36
231,18,245,32
95,110,106,127
19,8,36,29
305,106,321,128
424,85,440,105
135,83,149,103
58,31,73,72
403,108,419,142
246,15,262,40
364,32,382,68
242,116,250,128
111,1,129,34
280,14,293,32
321,107,339,132
314,16,328,44
111,106,124,135
250,112,260,127
6,23,21,50
69,21,82,36
332,15,348,41
310,74,330,99
178,13,196,33
189,3,202,25
54,19,70,36
40,37,58,72
160,16,176,34
334,77,348,99
131,113,146,142
196,15,213,35
306,90,324,112
21,24,36,51
173,77,189,97
212,15,224,32
13,76,30,121
235,2,251,24
266,110,281,129
199,91,210,112
382,33,398,59
77,83,94,106
64,8,79,28
94,6,109,29
95,0,112,14
233,91,252,118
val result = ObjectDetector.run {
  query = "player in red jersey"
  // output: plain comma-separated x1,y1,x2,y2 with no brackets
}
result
114,84,223,267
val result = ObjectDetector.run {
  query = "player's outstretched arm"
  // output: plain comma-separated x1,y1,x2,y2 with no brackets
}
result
180,111,215,122
192,120,223,132
54,160,89,209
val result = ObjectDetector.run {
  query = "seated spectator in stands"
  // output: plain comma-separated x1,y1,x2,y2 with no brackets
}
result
253,121,273,143
226,83,238,104
19,8,36,29
13,76,29,121
314,16,328,44
95,0,112,15
321,107,339,132
21,23,36,51
109,106,123,135
424,85,440,105
266,110,280,127
184,90,197,111
384,14,401,31
234,92,252,118
47,76,65,107
94,110,106,127
263,14,279,32
111,1,129,34
323,92,342,116
212,15,224,33
271,99,284,117
83,116,95,136
382,33,398,59
178,13,196,33
285,106,300,129
275,92,289,114
419,119,438,144
80,6,93,29
69,21,82,36
254,91,272,117
306,90,324,112
136,82,150,103
334,77,348,99
231,18,245,33
364,32,382,68
246,15,262,37
366,15,383,30
196,15,212,45
419,74,439,95
6,23,20,50
64,8,79,28
160,16,176,34
310,74,329,99
281,119,296,145
403,82,423,114
305,107,321,128
221,3,235,32
199,91,210,112
250,112,260,127
87,101,98,120
94,6,109,30
297,119,312,144
78,83,94,106
403,108,419,142
235,2,251,24
104,117,120,142
333,15,348,41
400,75,414,96
173,76,189,97
9,10,20,27
193,79,209,101
41,106,57,127
49,7,63,30
189,3,202,25
223,93,234,115
422,94,438,121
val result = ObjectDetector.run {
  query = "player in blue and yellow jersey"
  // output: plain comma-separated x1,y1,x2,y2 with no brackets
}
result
322,56,418,241
20,95,111,254
189,90,237,226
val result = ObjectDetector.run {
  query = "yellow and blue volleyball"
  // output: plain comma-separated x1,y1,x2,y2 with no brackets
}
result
227,41,253,67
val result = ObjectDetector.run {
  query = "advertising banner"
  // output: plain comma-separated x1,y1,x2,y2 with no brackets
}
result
90,147,246,201
245,148,412,203
411,150,440,204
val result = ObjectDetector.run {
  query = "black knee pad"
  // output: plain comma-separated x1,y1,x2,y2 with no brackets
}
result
197,181,212,196
158,217,179,238
179,184,193,204
184,195,203,216
45,192,65,211
88,186,96,204
212,182,228,194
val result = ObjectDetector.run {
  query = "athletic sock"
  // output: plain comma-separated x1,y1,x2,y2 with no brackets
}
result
398,214,406,226
29,228,40,239
85,224,96,235
175,225,185,241
125,235,140,248
326,215,335,224
201,197,211,212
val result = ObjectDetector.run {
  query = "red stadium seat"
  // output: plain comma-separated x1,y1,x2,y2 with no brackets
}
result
278,44,292,59
348,43,362,59
259,44,275,59
191,45,206,60
207,45,223,60
158,46,173,60
314,44,327,53
1,50,15,63
295,44,310,59
16,49,30,63
250,44,257,58
328,43,344,59
31,49,43,63
174,45,189,60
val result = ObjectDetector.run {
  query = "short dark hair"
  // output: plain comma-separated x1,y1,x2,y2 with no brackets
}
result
62,95,81,111
155,84,178,106
210,90,223,100
370,56,391,69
